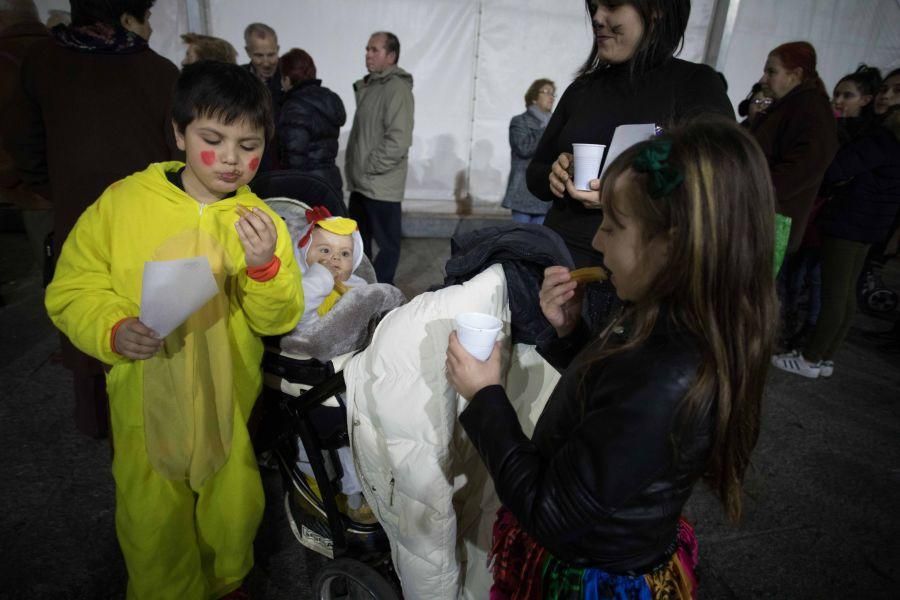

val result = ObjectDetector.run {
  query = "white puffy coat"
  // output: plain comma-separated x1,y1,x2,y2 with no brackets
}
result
344,264,560,598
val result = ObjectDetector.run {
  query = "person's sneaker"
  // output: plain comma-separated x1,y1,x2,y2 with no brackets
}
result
771,351,821,379
819,360,834,378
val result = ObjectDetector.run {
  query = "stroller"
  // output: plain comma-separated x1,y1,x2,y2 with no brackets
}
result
253,170,404,597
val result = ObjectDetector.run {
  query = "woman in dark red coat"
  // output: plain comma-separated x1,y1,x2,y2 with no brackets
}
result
749,41,839,255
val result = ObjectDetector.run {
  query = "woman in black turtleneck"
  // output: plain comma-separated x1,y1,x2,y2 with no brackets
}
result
526,0,733,271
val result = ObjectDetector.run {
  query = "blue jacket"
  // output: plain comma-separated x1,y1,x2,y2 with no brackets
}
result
819,124,900,244
502,107,550,215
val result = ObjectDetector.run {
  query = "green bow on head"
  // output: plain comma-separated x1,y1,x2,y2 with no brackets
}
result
632,139,684,199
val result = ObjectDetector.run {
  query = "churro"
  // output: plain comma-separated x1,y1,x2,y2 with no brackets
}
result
569,266,608,284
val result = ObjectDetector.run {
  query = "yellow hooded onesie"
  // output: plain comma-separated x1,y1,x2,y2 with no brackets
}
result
45,162,303,599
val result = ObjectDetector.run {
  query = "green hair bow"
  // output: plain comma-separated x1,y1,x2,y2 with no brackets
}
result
632,139,684,199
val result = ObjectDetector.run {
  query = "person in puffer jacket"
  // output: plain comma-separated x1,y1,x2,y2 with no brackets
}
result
277,48,346,195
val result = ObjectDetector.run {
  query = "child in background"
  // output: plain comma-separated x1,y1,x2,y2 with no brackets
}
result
446,120,777,598
45,62,302,599
295,206,368,329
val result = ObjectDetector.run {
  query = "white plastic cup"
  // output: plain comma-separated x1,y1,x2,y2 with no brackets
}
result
454,312,502,361
572,143,606,191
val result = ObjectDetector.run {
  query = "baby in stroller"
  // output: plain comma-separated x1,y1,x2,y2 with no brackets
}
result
291,204,382,521
295,206,370,330
260,196,405,545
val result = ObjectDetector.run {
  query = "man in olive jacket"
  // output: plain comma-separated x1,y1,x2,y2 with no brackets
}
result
345,31,414,285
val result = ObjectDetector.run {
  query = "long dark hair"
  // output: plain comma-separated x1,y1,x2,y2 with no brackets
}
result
583,119,778,522
577,0,690,78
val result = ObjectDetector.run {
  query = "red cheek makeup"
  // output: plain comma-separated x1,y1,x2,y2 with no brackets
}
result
248,157,260,171
200,150,216,166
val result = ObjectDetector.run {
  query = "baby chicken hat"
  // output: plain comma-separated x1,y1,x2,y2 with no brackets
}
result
296,205,364,274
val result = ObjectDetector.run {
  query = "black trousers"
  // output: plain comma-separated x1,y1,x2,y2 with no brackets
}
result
348,192,402,284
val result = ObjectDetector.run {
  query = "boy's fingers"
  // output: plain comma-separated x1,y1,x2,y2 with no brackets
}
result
240,208,273,236
131,320,158,338
236,219,261,249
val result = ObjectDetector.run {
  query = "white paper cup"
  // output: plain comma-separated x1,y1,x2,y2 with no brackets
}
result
572,143,606,191
455,312,502,361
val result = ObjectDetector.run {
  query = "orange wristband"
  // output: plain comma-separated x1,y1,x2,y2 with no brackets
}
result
110,318,129,355
247,255,281,282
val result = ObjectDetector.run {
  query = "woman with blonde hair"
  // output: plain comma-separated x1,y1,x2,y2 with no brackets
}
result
181,32,238,65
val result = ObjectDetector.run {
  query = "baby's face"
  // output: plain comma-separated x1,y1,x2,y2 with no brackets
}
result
307,227,354,281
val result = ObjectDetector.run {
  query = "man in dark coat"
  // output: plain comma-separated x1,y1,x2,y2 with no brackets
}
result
1,0,181,438
242,22,283,173
0,0,50,266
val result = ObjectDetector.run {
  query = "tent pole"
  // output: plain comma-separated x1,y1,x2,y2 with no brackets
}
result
185,0,210,35
703,0,741,72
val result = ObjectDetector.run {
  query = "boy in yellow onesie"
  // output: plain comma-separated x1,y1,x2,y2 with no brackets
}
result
45,62,303,600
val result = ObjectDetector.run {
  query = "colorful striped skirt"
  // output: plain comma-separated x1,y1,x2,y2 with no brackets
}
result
488,508,698,600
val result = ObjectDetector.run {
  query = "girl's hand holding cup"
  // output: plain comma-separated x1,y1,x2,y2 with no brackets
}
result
446,330,501,401
235,205,277,267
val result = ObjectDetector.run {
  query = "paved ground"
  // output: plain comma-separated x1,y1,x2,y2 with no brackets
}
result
1,230,898,599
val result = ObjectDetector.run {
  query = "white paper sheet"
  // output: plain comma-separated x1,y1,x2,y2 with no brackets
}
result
140,257,219,338
599,123,658,177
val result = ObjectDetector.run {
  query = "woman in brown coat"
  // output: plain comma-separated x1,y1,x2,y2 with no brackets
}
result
749,41,839,255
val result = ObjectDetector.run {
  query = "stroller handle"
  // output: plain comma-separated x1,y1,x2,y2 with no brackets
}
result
283,370,347,417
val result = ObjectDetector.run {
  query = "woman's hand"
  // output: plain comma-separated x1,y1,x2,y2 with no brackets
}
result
446,331,502,401
114,317,163,360
565,177,602,209
236,207,278,267
549,152,573,198
549,152,602,208
539,266,583,338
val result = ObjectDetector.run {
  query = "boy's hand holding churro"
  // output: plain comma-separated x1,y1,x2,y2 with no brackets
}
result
235,204,277,267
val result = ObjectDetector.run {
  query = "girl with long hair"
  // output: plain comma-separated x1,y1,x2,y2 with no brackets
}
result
446,119,777,598
832,65,882,142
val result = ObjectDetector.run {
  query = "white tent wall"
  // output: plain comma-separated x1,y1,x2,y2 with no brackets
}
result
204,0,716,206
31,0,900,208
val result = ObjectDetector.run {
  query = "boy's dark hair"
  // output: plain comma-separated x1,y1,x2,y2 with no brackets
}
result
173,61,274,142
70,0,154,27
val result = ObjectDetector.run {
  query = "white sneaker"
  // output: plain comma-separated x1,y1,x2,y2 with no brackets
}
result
771,351,821,379
819,360,834,378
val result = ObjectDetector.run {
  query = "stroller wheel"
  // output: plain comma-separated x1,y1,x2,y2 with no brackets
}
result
866,289,899,313
314,557,400,599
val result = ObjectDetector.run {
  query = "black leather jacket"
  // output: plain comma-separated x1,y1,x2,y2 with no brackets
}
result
459,316,713,574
